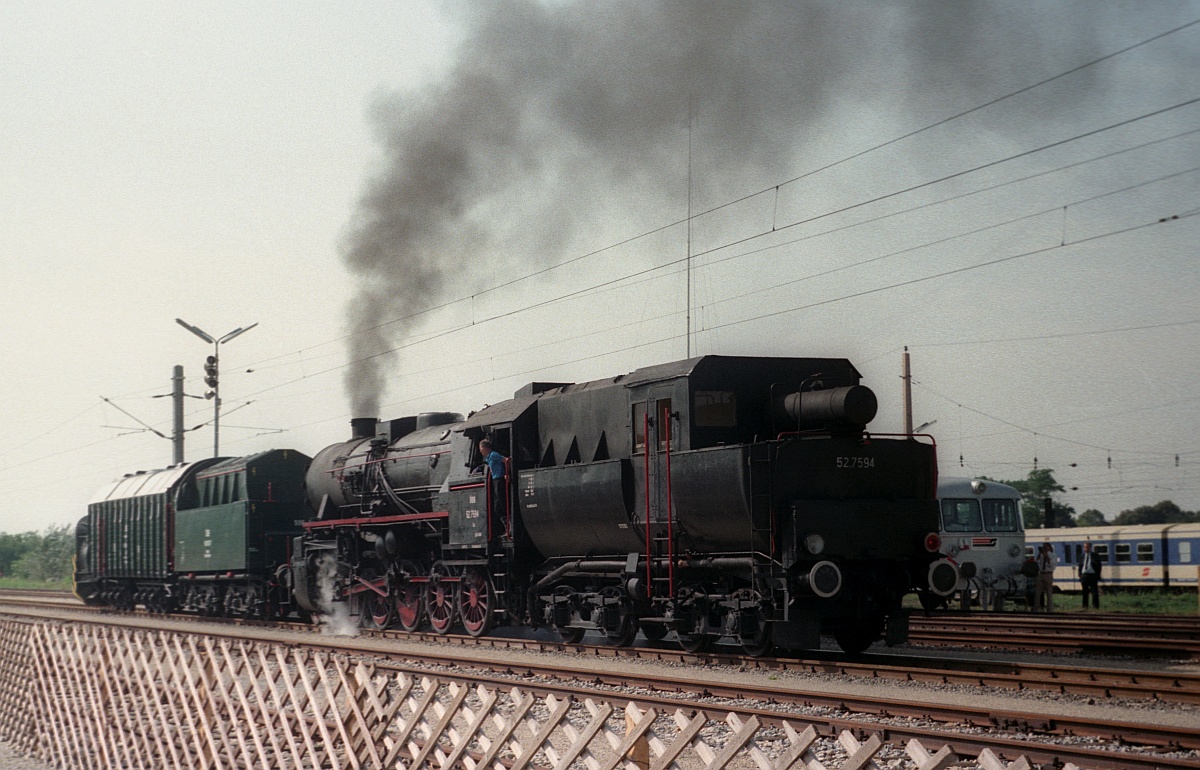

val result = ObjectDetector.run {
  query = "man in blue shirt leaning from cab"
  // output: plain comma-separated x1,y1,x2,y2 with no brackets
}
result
479,439,507,540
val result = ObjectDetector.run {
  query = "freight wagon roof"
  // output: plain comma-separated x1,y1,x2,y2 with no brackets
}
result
194,448,311,480
88,462,206,504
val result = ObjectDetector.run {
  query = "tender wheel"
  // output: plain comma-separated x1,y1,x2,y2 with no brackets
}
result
425,562,457,635
675,585,712,653
549,586,584,643
918,591,947,612
735,589,774,657
457,567,495,638
640,622,669,643
243,583,267,620
833,615,884,655
395,560,425,632
677,632,713,653
599,587,637,647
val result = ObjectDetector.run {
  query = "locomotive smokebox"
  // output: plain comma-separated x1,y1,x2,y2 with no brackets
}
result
350,417,378,439
780,385,877,426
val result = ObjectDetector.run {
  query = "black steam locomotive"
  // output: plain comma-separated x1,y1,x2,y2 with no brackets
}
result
292,355,957,654
74,354,957,654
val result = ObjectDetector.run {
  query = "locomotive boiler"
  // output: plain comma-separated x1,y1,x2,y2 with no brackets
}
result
295,354,957,654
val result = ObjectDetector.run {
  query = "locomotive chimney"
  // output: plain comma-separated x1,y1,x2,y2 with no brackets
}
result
350,417,378,440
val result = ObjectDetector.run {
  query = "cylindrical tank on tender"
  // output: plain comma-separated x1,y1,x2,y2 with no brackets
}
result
779,385,877,426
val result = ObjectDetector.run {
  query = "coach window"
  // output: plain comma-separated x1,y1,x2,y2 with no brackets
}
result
1115,543,1131,563
1093,544,1109,563
1181,542,1193,563
1137,542,1155,563
940,499,981,532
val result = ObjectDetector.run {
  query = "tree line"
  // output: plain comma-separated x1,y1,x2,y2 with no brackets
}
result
0,524,74,583
989,468,1200,529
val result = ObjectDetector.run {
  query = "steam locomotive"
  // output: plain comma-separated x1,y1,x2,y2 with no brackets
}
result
75,355,958,654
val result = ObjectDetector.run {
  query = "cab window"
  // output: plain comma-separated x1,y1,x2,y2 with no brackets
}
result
982,498,1020,532
694,390,736,427
632,402,647,453
940,499,982,532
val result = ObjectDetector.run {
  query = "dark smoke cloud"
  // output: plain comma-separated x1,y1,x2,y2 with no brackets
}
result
339,1,1110,416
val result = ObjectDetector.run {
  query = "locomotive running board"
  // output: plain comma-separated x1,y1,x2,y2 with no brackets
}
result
302,510,450,531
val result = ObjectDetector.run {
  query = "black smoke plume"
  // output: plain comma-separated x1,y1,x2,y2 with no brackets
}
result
339,1,1113,415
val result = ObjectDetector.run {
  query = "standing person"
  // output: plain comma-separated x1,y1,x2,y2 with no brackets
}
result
479,439,507,540
1034,542,1057,612
1079,541,1102,610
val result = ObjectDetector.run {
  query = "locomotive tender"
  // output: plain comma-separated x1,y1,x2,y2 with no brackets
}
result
293,355,958,654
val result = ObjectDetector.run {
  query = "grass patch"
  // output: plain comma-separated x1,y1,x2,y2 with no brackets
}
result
0,577,71,591
1056,590,1198,615
903,589,1198,615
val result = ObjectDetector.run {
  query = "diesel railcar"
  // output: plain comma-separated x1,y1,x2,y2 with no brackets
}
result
933,478,1028,610
73,449,312,617
295,355,958,654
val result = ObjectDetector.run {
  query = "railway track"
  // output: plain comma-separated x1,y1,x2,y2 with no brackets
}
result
911,610,1200,657
1,595,1197,769
3,589,1199,704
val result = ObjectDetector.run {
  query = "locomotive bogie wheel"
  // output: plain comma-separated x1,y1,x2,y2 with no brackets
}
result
425,562,457,635
558,627,586,644
395,560,425,632
457,567,495,638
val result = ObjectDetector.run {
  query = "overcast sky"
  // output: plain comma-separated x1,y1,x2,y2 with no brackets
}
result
2,1,1198,535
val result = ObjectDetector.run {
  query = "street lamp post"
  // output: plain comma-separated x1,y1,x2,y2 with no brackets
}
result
176,318,258,457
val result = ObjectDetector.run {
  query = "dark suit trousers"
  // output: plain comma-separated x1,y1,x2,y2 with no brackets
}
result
1080,573,1100,609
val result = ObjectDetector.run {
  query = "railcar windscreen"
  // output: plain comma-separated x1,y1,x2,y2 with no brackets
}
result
940,499,981,532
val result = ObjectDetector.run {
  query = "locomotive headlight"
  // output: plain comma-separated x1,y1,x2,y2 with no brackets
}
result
1008,544,1021,558
804,534,825,555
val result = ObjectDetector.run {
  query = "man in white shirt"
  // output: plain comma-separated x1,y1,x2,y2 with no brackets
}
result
1034,543,1057,612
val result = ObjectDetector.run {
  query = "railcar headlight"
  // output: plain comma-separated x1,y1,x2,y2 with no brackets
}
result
1008,544,1021,558
804,534,825,555
924,533,941,552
